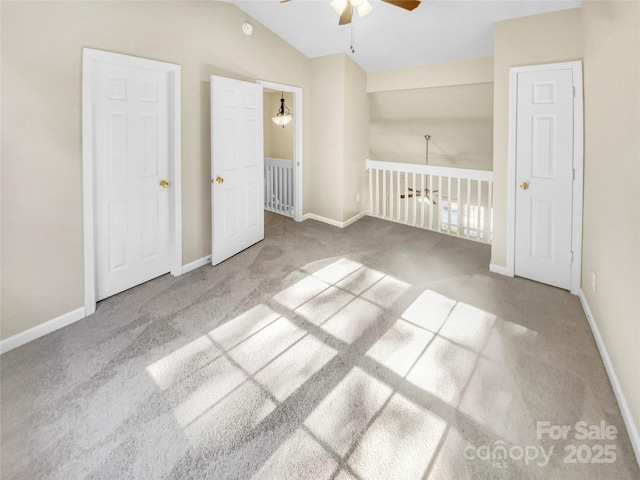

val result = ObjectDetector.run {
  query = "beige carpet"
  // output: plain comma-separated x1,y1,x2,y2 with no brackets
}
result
1,212,638,479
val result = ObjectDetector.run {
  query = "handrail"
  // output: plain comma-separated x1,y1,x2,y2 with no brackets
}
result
366,159,493,182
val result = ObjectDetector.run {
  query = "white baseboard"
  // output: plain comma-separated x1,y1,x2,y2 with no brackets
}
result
182,255,211,274
1,254,210,356
303,211,369,229
0,307,86,355
579,289,640,467
343,210,369,227
302,213,343,228
489,263,513,276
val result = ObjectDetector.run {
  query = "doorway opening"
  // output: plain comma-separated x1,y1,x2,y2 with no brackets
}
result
257,81,303,222
263,88,294,218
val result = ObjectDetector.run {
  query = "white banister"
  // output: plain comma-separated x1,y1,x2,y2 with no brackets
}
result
264,157,294,217
366,159,494,244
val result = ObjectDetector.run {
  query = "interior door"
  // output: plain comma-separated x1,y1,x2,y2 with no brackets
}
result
211,76,264,265
514,68,574,289
94,60,172,300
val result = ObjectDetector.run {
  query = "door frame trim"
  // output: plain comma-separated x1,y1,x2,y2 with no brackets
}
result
506,60,583,294
256,80,303,222
82,48,182,315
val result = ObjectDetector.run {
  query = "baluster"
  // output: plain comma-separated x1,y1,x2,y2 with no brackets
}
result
447,176,452,233
388,170,395,220
456,177,461,235
487,181,493,241
404,172,409,224
477,179,482,238
278,167,284,213
273,165,277,211
368,166,373,216
267,165,272,210
429,175,434,230
285,167,290,215
412,172,417,226
289,167,293,214
382,170,387,218
464,179,471,237
375,169,380,217
397,171,401,221
282,166,286,214
420,174,426,228
438,176,443,231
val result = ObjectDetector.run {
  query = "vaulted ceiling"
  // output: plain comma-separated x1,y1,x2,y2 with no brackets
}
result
229,0,582,72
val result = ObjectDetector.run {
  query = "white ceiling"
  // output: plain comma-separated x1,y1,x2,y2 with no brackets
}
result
229,0,581,72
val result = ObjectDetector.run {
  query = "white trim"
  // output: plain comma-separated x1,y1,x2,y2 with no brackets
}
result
570,65,584,296
82,50,97,315
303,211,369,229
489,263,513,276
0,307,86,355
170,64,183,278
578,290,640,467
506,61,583,292
82,49,182,315
182,255,212,274
506,67,518,277
256,80,303,222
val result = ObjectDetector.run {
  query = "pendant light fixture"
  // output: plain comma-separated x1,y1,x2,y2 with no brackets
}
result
272,92,293,128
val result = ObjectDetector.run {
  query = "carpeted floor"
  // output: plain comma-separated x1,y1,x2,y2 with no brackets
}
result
1,212,638,479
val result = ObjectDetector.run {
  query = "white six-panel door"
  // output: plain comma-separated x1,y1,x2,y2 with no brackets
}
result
514,68,575,289
210,76,264,265
94,61,172,300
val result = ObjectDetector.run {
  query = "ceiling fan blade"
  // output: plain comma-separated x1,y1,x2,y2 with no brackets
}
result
381,0,421,11
339,3,353,25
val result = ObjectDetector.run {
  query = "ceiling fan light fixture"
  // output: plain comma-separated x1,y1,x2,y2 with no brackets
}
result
330,0,347,15
357,1,373,17
331,0,373,18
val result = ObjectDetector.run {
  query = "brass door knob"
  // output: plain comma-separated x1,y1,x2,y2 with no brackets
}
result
160,180,169,188
215,176,224,184
520,182,529,190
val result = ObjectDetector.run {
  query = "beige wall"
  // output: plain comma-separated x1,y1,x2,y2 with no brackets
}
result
369,83,493,170
3,2,638,439
1,1,313,339
343,55,369,221
491,8,583,268
580,0,640,435
308,53,369,223
367,57,494,172
367,56,493,92
309,54,345,222
263,90,294,160
492,2,640,438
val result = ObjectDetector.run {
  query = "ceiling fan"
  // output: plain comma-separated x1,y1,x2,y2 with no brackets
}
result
281,0,421,25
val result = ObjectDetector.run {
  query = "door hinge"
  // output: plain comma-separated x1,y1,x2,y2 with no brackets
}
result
570,251,574,262
573,86,576,98
573,168,576,180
